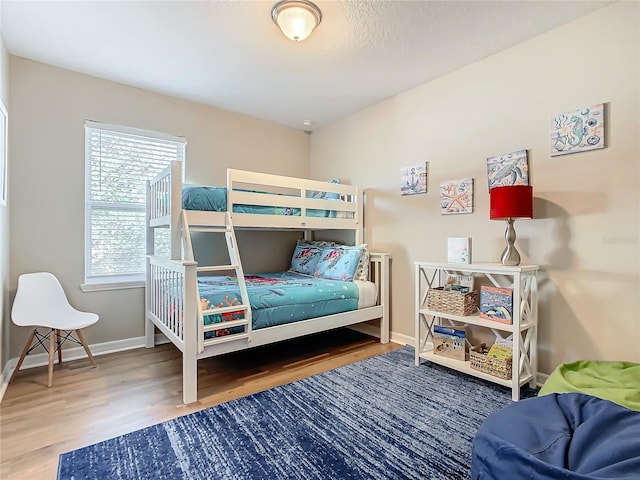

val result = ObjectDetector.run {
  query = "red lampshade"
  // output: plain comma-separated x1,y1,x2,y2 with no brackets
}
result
490,185,533,220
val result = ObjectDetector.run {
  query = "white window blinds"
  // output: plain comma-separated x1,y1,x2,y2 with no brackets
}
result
84,121,185,284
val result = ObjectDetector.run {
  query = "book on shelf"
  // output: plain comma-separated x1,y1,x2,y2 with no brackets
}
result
479,286,513,324
432,325,466,361
445,273,475,291
447,237,472,264
487,343,512,361
494,335,513,349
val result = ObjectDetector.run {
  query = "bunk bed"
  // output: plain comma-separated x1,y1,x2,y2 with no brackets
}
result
145,161,390,404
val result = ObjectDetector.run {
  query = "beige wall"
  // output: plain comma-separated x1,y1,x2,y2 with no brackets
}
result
310,2,640,373
5,3,639,375
8,58,309,357
0,7,10,373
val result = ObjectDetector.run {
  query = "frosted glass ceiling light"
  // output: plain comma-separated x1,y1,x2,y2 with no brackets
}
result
271,0,322,42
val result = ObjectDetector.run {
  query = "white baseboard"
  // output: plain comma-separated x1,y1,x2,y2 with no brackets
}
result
0,365,8,401
348,324,410,346
0,333,169,403
389,331,414,346
536,372,549,388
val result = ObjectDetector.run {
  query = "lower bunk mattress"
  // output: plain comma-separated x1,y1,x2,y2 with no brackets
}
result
197,271,377,337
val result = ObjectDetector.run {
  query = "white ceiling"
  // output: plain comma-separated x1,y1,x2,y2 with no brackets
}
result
2,0,612,131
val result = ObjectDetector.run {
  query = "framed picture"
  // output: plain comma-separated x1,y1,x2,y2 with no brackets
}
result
400,163,428,195
440,178,473,215
486,149,529,191
0,99,6,206
447,237,472,264
550,103,605,156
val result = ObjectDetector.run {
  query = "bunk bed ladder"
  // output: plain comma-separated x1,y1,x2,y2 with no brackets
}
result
181,211,252,353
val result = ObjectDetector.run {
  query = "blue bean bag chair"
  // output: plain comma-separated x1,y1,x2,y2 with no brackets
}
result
471,392,640,479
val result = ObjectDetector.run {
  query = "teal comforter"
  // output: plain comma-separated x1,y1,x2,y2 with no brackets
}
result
198,271,359,334
181,186,337,217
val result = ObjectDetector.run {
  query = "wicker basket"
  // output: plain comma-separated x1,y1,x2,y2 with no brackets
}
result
469,344,512,380
426,287,479,316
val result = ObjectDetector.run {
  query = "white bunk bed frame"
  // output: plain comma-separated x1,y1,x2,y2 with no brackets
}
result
145,162,390,404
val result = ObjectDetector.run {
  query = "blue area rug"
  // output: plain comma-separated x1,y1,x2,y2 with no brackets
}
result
58,346,532,479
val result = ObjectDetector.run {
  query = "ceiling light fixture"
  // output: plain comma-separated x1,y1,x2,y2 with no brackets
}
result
271,0,322,42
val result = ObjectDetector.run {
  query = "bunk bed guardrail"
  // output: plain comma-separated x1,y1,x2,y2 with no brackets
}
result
147,162,364,251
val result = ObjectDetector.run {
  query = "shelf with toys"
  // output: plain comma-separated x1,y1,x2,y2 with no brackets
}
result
414,262,539,401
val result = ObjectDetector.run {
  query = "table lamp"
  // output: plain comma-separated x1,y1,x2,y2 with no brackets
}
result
489,185,533,266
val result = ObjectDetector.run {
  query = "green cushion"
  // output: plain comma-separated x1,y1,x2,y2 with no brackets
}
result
539,360,640,411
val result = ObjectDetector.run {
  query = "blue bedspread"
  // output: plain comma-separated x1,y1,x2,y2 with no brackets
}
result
198,271,359,334
182,185,228,211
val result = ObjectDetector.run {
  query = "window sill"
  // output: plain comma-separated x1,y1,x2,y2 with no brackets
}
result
80,280,145,292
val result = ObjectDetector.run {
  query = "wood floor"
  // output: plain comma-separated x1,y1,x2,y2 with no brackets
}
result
0,329,400,480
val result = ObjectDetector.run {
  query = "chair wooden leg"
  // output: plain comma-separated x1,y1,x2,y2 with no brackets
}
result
76,329,97,367
9,329,37,384
56,329,62,365
48,328,55,387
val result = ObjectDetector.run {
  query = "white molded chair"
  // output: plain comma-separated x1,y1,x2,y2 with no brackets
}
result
9,272,98,387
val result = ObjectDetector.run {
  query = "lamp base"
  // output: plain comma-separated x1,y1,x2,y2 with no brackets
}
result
501,218,521,266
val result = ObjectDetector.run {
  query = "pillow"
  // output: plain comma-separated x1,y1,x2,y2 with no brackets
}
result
289,240,324,276
300,240,369,282
308,178,341,200
314,245,364,282
298,239,337,248
353,245,369,282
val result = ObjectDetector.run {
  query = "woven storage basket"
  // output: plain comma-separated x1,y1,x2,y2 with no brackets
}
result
426,287,479,316
469,344,512,380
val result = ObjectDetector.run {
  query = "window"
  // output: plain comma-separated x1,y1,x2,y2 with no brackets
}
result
84,121,185,290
